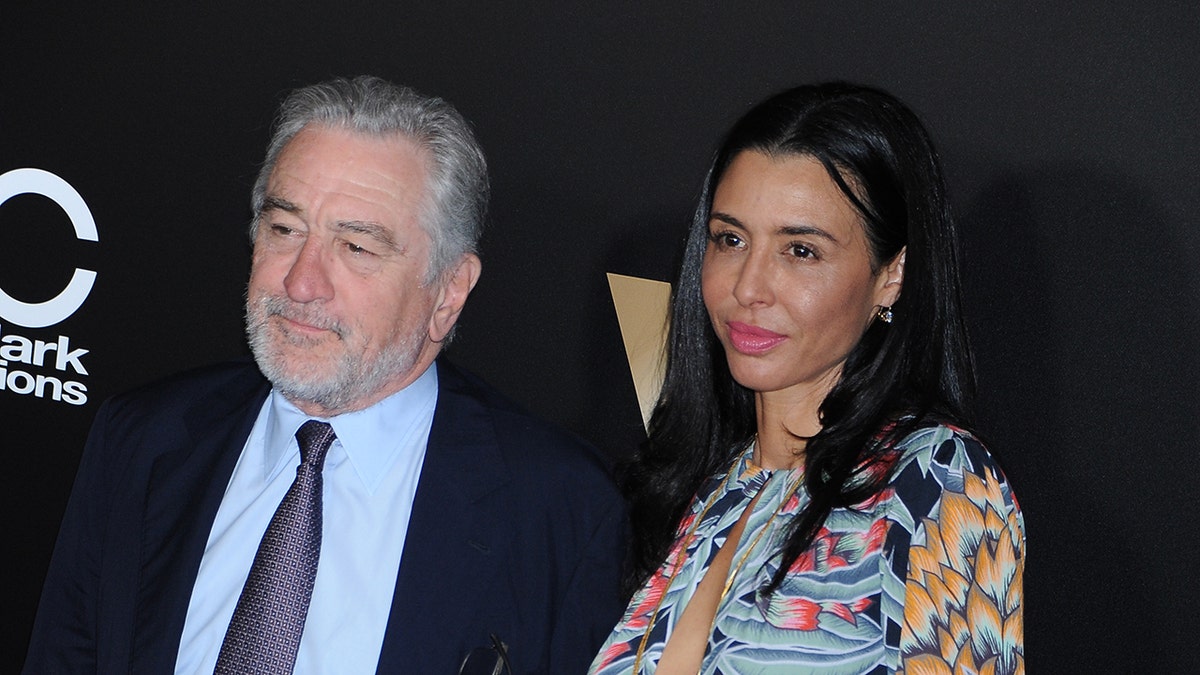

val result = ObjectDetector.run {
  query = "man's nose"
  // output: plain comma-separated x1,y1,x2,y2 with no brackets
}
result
283,239,335,303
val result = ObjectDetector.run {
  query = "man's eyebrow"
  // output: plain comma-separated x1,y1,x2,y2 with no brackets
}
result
335,220,403,252
260,195,301,214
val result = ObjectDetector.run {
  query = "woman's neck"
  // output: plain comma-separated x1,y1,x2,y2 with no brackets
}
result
753,385,827,470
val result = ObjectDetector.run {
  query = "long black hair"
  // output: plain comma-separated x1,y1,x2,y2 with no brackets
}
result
624,82,977,593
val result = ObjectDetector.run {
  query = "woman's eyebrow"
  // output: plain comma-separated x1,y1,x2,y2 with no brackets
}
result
778,224,836,241
710,211,744,228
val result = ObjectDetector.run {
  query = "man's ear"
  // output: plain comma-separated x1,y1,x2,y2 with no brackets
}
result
875,246,905,308
429,253,482,343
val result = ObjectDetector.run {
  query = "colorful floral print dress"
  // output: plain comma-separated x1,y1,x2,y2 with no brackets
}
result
589,425,1025,674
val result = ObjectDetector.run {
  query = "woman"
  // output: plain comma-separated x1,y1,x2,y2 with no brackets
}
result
591,83,1024,674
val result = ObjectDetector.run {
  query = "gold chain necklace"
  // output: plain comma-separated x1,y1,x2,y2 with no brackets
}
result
720,473,804,601
629,460,731,672
630,453,805,672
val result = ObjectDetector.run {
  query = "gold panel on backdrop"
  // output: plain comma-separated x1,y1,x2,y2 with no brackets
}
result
606,273,671,432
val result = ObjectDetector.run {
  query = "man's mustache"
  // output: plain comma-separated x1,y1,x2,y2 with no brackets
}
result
259,295,348,339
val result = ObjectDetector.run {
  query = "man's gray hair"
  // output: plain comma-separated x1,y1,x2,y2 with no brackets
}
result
251,75,489,282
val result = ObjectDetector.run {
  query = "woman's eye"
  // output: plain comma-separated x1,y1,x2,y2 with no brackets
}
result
709,231,743,249
789,243,817,259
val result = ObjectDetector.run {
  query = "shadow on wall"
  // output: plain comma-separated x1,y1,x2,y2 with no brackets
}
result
960,163,1200,671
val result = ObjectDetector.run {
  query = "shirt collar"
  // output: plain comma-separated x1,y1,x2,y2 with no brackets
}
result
262,363,439,493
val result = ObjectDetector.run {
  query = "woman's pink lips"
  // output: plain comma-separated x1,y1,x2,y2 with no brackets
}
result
727,321,787,355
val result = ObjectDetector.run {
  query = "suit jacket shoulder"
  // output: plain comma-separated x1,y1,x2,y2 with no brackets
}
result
437,358,615,480
379,358,629,674
23,359,270,674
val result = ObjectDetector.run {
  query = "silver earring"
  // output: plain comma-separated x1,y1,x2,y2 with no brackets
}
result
876,306,894,324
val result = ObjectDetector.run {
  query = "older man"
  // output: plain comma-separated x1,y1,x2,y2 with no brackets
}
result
24,76,627,674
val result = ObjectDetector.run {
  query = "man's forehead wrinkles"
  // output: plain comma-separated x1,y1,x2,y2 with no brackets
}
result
262,195,302,214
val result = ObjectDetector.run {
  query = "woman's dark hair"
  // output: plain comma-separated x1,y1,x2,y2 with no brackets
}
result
624,82,977,594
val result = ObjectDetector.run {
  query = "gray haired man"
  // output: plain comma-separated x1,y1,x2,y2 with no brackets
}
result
25,76,627,674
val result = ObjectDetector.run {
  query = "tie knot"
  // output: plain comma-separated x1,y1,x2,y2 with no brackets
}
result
295,420,336,468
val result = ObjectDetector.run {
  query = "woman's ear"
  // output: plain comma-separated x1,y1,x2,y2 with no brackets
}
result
875,247,905,308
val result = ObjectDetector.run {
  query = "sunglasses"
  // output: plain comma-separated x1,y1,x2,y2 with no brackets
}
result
458,633,511,675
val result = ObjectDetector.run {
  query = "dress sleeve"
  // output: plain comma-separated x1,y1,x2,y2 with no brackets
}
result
886,427,1025,675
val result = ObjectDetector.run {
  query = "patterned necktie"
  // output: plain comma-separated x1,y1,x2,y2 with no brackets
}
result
215,420,337,674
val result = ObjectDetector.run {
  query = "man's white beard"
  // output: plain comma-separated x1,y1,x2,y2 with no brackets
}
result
245,293,425,414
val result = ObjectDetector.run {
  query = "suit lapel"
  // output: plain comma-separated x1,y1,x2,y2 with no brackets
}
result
376,360,513,673
131,364,270,673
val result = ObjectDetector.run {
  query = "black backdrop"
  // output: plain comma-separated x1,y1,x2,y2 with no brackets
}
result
4,3,1197,671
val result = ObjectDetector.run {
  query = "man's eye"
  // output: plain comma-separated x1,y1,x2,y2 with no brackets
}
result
345,241,373,256
269,224,295,236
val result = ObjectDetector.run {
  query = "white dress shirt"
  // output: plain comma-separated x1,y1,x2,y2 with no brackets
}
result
175,364,438,674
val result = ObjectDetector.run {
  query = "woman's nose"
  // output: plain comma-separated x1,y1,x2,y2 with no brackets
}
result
731,250,774,308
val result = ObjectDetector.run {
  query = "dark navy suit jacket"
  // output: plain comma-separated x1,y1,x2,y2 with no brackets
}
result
23,358,628,673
